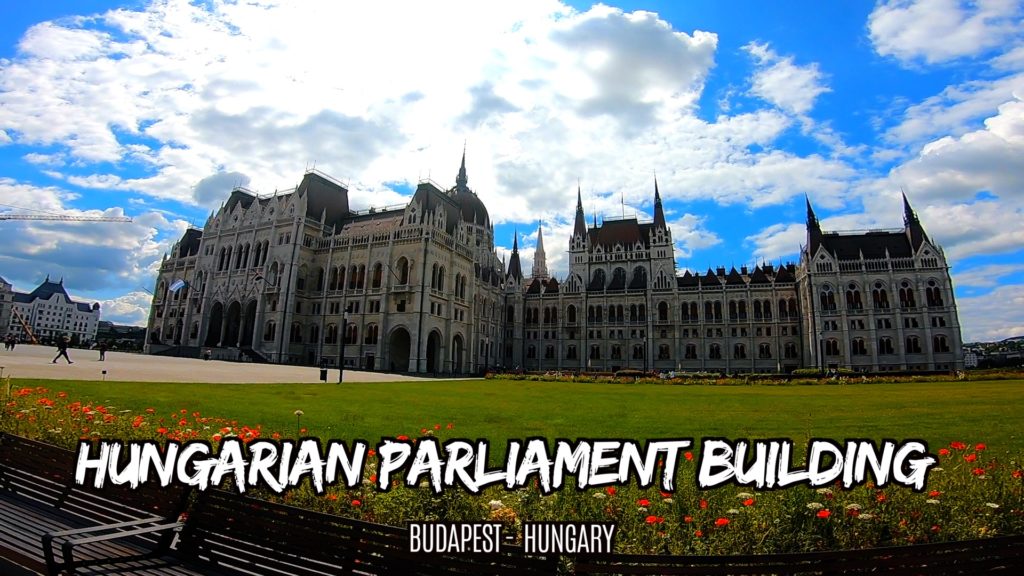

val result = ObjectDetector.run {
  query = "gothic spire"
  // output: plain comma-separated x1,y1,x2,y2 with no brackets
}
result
806,195,823,255
455,144,468,192
573,183,587,239
507,230,523,282
531,220,549,279
902,189,929,250
653,177,666,230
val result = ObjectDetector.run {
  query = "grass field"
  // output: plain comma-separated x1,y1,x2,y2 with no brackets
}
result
8,377,1023,454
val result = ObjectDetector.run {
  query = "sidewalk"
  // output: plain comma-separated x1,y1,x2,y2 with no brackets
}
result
0,344,457,383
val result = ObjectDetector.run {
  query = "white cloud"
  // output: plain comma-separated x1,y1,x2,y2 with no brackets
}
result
954,263,1024,288
957,283,1024,341
668,214,721,258
745,223,804,262
98,290,153,326
868,0,1024,66
744,41,830,115
0,179,186,294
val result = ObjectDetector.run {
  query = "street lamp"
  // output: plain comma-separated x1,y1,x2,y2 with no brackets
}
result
818,330,825,376
338,309,349,384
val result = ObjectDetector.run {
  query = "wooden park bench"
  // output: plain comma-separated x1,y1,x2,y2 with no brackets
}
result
1,433,558,575
0,432,191,575
573,534,1024,575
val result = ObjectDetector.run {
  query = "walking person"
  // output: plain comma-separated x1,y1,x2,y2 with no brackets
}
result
98,341,108,361
52,336,73,364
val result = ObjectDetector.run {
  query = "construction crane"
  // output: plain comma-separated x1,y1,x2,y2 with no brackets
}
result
11,309,38,345
0,214,132,222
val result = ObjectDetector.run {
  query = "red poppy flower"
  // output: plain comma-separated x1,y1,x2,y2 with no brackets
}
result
931,525,941,533
605,487,617,496
683,515,693,523
928,490,941,498
351,499,361,507
637,498,650,507
157,427,168,435
1013,470,1022,479
645,515,664,524
743,498,755,507
715,517,729,527
684,451,694,461
950,441,966,450
694,530,704,538
700,499,708,509
964,453,977,463
975,443,986,452
816,509,831,519
397,435,409,441
972,467,985,476
938,448,950,457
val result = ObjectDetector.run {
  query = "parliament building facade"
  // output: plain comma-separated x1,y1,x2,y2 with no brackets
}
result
146,157,963,374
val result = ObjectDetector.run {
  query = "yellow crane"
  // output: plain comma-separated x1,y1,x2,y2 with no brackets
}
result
0,214,132,222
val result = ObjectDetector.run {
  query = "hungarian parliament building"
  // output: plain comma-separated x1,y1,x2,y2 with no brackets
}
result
145,156,963,374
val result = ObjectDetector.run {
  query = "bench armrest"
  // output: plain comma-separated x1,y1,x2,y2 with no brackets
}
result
44,519,182,576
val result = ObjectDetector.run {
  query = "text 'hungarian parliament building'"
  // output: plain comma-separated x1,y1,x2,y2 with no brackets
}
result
146,156,963,374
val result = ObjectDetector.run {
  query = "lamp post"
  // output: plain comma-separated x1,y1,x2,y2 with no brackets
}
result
338,309,349,384
818,330,825,375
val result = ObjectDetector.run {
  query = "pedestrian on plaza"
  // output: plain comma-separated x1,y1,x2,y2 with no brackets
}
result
98,341,108,361
52,336,73,364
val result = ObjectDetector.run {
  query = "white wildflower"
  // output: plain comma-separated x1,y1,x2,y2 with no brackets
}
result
985,502,1000,509
816,488,833,496
736,492,754,499
806,502,824,510
489,500,504,510
593,492,607,500
926,499,940,505
845,503,861,511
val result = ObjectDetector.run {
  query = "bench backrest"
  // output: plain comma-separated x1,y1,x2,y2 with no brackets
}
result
178,489,558,576
574,534,1024,575
0,433,190,526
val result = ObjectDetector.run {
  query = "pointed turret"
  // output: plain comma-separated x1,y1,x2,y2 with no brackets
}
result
653,178,666,230
573,185,587,239
506,231,523,282
455,145,468,193
531,221,549,279
806,195,823,255
902,190,929,250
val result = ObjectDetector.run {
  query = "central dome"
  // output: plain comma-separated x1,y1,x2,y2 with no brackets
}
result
453,188,490,227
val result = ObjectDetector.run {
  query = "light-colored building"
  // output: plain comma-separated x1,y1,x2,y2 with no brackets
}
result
6,276,102,345
147,158,506,373
147,159,963,374
0,276,13,338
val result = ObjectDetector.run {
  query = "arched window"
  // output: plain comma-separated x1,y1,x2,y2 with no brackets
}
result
733,343,746,359
708,343,722,359
309,324,320,344
345,324,358,345
714,301,723,321
631,266,647,289
325,324,338,344
658,301,668,322
758,343,772,359
372,263,383,289
364,324,379,345
567,305,577,324
316,267,325,291
263,320,276,341
763,300,772,320
190,322,199,339
820,285,836,311
926,280,943,307
396,257,410,284
784,342,798,359
879,337,894,355
825,339,840,356
906,335,922,354
685,344,697,359
506,305,515,323
591,269,606,290
630,304,638,322
933,334,949,353
290,322,303,343
851,338,867,355
899,280,916,308
845,283,863,310
329,267,339,291
872,282,889,309
753,300,763,320
729,301,738,320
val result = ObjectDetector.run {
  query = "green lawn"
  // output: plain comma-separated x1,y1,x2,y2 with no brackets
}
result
11,378,1024,455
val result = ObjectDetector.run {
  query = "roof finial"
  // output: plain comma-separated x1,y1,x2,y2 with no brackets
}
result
456,142,468,191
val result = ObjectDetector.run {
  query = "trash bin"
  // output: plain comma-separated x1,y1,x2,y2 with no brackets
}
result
319,368,328,381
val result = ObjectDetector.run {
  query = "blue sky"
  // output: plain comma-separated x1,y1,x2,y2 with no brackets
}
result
0,0,1022,341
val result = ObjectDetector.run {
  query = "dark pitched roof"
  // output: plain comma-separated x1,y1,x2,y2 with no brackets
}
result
749,266,770,285
25,277,71,302
544,277,560,294
298,171,351,230
177,228,203,258
819,232,913,260
725,267,745,286
774,264,796,283
412,181,462,235
452,188,489,227
701,268,720,287
588,218,653,249
676,270,699,288
506,233,523,282
526,278,543,294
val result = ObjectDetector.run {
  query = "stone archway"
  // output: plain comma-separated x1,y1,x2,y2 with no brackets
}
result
241,300,257,347
224,301,242,346
389,327,411,373
204,302,224,346
426,330,441,375
451,334,465,375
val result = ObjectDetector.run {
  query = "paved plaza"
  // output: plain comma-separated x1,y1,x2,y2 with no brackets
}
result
0,344,457,383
